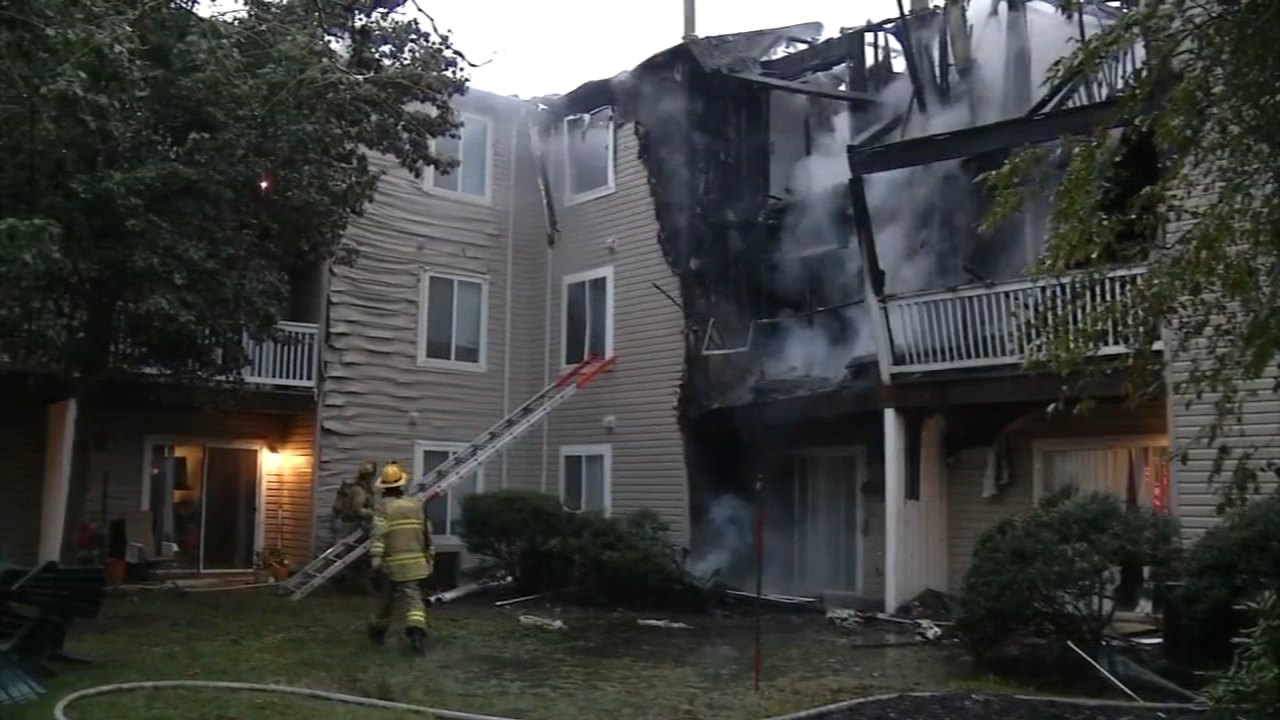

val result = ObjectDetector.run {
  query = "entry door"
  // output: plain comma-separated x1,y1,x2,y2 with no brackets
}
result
200,447,260,571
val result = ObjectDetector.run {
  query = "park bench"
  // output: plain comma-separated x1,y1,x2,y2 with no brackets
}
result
0,561,106,704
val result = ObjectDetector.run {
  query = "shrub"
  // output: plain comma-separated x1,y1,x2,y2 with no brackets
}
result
1202,592,1280,720
459,490,578,591
1177,494,1280,668
461,492,698,608
957,488,1182,665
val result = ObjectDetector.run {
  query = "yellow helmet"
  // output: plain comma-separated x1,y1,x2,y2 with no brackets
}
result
377,461,407,489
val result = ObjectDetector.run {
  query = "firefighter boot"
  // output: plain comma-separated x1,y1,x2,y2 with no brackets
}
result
366,622,388,646
406,626,426,656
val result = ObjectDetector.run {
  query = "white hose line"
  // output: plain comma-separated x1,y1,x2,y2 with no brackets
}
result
53,680,527,720
758,691,1207,720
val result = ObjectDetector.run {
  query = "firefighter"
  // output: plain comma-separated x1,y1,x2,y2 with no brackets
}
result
367,461,434,655
331,461,378,592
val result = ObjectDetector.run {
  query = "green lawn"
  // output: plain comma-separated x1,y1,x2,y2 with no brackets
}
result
11,589,1014,720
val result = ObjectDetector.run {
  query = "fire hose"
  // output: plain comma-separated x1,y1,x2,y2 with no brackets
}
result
52,684,1205,720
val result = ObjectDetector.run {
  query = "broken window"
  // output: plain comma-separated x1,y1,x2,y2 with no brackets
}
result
563,266,613,365
561,445,610,513
563,106,615,204
428,114,491,200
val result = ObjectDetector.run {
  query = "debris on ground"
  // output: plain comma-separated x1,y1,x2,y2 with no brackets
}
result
724,589,819,609
428,576,513,605
518,614,566,631
494,593,543,607
636,619,692,629
826,608,863,630
819,692,1203,720
892,588,961,622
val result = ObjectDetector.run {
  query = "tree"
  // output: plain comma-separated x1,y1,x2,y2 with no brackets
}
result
0,0,467,550
983,0,1280,510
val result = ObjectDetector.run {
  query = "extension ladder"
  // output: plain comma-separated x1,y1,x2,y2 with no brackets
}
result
285,354,616,600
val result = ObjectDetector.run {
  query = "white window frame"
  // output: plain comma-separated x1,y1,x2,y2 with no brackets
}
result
417,269,489,373
562,106,616,206
1031,435,1169,503
413,440,485,542
424,113,494,205
559,265,615,371
558,444,613,514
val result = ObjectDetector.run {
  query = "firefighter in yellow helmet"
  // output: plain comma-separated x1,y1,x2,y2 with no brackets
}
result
367,460,434,654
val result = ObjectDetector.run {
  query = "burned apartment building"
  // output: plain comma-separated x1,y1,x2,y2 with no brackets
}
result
532,0,1174,611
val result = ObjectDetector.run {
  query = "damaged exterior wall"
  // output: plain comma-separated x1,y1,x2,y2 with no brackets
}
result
317,90,523,549
523,101,689,538
944,398,1167,590
0,396,47,564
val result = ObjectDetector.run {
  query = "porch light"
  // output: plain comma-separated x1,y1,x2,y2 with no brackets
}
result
263,446,282,472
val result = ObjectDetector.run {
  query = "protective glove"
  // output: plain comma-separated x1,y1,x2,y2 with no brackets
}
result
370,556,383,572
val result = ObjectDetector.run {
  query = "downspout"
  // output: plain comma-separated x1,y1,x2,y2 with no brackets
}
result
309,257,331,560
541,245,552,493
500,107,522,489
526,115,557,494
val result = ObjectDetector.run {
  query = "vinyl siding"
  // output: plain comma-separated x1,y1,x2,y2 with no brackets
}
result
540,120,688,539
1162,185,1280,538
946,399,1167,591
317,93,523,547
79,407,315,567
0,401,48,565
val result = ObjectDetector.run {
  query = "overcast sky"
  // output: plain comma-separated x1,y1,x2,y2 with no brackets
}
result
429,0,906,98
199,0,907,98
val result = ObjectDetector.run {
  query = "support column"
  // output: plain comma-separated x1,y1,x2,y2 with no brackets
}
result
40,399,78,563
883,407,906,611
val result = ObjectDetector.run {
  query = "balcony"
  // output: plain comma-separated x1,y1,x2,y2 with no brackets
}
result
242,321,320,388
883,266,1155,375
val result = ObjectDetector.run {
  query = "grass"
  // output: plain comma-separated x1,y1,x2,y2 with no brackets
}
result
10,588,1017,720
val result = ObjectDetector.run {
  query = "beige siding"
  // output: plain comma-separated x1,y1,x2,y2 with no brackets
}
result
318,93,524,547
0,400,48,565
946,400,1166,591
541,121,688,538
79,407,315,567
1162,186,1280,537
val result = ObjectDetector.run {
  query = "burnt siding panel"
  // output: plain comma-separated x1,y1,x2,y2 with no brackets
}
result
544,122,688,539
946,400,1167,591
318,97,524,547
0,402,47,565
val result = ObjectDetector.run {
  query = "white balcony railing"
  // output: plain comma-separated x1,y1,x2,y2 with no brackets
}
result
242,321,320,388
883,266,1154,374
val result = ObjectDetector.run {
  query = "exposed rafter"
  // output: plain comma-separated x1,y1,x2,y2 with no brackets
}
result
846,99,1128,176
726,71,879,106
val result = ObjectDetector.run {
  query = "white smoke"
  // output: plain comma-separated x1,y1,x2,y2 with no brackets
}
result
697,1,1130,593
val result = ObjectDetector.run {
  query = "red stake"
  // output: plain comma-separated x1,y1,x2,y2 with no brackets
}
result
753,474,765,692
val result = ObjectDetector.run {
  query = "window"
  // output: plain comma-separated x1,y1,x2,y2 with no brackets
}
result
418,271,487,370
563,106,615,205
426,114,492,202
1032,436,1170,508
560,445,611,513
561,266,614,367
414,441,484,538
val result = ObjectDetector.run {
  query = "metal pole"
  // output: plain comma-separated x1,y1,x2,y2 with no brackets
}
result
683,0,696,41
753,474,765,692
1066,640,1145,703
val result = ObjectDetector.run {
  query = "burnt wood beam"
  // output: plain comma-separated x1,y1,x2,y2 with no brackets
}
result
895,0,929,113
726,72,879,106
761,18,896,79
847,99,1128,176
848,176,885,296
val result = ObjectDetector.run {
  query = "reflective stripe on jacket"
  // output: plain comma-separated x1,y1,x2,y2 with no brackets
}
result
370,497,433,582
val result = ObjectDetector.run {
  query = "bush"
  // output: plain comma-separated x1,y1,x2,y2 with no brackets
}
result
1202,592,1280,720
461,492,698,609
1177,494,1280,668
957,488,1182,665
458,490,578,591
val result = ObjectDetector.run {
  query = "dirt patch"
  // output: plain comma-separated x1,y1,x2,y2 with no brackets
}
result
819,693,1203,720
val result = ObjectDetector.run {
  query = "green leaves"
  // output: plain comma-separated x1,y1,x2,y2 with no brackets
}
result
987,1,1280,510
0,0,467,388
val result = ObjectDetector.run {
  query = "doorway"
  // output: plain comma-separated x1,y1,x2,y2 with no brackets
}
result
765,449,865,597
143,439,263,572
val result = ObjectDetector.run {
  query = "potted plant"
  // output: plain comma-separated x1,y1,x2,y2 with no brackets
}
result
258,547,290,583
